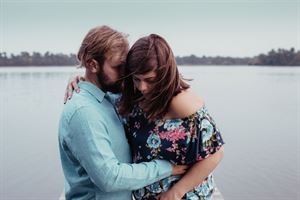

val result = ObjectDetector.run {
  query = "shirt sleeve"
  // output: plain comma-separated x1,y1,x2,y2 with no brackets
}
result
67,106,172,192
186,107,225,164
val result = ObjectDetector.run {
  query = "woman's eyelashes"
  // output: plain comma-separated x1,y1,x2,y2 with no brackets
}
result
133,77,156,84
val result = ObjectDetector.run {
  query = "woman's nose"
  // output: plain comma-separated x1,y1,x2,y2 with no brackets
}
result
139,81,148,93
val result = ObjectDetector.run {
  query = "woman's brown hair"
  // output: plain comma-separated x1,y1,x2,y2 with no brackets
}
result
118,34,189,120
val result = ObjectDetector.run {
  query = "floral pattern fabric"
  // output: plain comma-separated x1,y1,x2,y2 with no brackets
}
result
126,105,224,200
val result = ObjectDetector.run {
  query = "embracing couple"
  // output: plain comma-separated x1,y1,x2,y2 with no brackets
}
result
58,25,225,200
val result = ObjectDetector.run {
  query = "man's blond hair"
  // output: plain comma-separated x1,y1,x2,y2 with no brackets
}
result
77,26,128,67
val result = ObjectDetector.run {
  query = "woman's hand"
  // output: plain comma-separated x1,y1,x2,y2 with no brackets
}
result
171,164,188,176
64,75,85,103
168,146,225,198
156,187,183,200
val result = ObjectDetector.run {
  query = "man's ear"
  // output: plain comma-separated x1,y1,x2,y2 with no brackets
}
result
86,59,98,73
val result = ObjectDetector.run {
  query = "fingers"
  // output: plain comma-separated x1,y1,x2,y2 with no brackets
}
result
172,164,189,175
79,75,85,81
182,164,189,170
64,84,74,104
73,76,81,93
64,75,83,104
64,90,68,104
181,165,188,173
67,84,74,99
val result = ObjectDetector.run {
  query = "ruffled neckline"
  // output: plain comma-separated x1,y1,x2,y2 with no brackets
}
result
132,104,207,123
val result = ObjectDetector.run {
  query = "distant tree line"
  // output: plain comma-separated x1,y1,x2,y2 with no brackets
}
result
0,48,299,66
176,48,300,66
249,48,300,66
0,52,78,66
175,55,252,65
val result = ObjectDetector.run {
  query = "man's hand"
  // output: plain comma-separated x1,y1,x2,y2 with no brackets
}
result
64,75,85,103
171,164,188,176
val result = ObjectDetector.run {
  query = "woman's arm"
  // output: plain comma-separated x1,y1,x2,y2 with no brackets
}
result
158,146,224,200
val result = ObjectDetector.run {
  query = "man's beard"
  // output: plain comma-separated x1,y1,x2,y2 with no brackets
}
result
96,69,121,94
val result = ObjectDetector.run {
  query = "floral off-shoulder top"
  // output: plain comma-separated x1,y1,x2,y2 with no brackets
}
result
125,104,225,200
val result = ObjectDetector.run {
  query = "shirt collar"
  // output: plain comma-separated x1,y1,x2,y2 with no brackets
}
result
78,81,106,103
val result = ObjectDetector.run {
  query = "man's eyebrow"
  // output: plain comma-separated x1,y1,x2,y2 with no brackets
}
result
113,63,125,68
116,61,126,66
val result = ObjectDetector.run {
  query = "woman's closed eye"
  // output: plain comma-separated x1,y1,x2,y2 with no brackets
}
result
133,77,156,83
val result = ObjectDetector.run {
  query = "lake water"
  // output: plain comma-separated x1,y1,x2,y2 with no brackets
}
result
0,66,299,200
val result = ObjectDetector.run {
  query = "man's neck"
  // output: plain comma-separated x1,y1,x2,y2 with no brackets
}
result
84,72,104,92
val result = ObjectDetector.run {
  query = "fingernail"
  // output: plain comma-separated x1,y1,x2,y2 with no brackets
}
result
76,89,80,93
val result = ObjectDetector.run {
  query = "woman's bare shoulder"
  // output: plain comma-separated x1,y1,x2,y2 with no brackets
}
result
167,88,205,119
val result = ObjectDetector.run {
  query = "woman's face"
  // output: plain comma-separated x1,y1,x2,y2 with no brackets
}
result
132,70,157,96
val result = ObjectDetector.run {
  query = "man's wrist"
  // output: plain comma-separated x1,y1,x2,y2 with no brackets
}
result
154,160,173,177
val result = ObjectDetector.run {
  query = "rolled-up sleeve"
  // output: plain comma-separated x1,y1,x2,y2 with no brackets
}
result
67,106,172,192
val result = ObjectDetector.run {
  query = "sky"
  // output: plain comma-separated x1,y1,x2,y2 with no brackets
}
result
0,0,299,57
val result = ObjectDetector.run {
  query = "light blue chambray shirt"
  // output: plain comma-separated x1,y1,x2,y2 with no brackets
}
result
58,81,172,200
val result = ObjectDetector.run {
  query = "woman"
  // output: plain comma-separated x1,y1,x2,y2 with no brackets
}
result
66,34,224,200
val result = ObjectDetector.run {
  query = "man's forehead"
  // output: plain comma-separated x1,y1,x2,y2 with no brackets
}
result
109,52,126,66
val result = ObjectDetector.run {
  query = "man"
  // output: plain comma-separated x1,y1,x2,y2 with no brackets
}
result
58,26,185,200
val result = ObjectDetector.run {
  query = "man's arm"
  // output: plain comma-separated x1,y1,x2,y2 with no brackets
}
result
67,106,172,192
